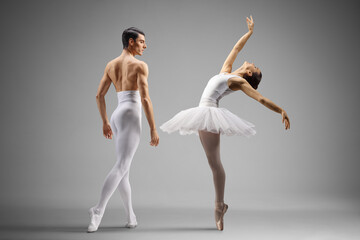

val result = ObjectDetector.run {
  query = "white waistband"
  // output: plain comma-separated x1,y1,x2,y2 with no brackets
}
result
117,90,140,104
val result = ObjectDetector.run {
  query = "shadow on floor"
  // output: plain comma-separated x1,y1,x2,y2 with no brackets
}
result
101,226,218,232
0,225,218,234
0,225,85,233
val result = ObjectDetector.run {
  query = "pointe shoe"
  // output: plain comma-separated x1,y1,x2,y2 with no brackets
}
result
125,221,138,228
215,203,228,231
87,207,103,233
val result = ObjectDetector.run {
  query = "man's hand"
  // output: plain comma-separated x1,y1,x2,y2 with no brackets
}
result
150,129,159,146
103,122,113,139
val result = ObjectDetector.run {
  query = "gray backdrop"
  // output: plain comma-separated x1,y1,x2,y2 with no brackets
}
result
1,0,359,211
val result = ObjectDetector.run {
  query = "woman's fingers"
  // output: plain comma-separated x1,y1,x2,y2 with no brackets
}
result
285,119,290,130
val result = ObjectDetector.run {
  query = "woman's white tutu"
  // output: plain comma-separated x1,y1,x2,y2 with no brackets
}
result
160,106,256,136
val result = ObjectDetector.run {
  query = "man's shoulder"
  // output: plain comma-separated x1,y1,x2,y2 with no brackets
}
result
105,57,147,74
133,59,148,68
105,58,118,69
133,60,148,73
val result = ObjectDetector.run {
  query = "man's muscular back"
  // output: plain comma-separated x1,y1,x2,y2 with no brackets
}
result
106,55,146,92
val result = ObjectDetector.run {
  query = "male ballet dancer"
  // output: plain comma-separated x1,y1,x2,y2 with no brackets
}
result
88,27,159,232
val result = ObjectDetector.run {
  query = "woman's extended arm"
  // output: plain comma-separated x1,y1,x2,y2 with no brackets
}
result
220,15,254,73
96,65,113,139
232,77,290,130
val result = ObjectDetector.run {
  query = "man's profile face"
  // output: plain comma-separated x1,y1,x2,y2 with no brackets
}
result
132,34,146,56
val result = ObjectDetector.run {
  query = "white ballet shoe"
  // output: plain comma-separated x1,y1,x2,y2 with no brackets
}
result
87,207,103,233
125,221,138,228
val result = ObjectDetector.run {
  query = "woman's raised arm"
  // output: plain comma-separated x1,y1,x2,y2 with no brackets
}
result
220,15,254,73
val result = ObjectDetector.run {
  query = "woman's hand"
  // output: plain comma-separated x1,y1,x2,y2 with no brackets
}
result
103,122,113,139
281,110,290,130
246,15,254,33
150,129,159,146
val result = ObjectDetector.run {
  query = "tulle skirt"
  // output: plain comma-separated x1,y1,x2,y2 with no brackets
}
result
160,106,256,136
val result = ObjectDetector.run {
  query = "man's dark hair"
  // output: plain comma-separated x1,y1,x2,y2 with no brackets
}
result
122,27,145,49
244,71,262,89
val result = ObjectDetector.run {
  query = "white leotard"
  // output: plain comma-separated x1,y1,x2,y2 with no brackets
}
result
199,73,239,107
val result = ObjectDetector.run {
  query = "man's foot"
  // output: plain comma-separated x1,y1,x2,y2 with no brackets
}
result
87,207,103,233
125,221,138,228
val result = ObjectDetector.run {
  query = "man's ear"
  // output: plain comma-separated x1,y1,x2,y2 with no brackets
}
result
129,38,135,46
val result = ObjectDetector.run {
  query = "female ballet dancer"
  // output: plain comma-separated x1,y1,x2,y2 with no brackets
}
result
160,16,290,231
88,27,159,233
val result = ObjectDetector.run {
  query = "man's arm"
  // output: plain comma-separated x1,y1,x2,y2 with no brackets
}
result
96,64,113,139
220,15,254,73
137,62,159,146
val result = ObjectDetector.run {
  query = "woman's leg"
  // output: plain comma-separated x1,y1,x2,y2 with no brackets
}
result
199,130,228,230
199,131,225,203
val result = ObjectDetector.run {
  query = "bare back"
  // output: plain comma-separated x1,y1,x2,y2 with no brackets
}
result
106,53,144,92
